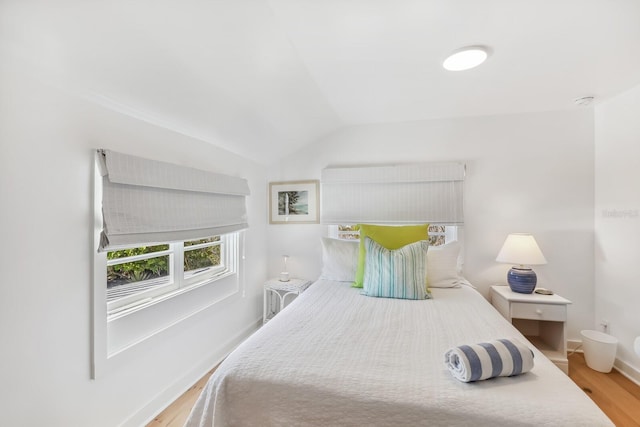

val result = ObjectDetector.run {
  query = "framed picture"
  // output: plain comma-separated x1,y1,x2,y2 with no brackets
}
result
269,180,320,224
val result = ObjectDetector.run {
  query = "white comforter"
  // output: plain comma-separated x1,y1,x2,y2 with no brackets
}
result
187,280,613,426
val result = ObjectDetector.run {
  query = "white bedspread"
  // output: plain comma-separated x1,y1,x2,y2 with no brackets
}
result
186,280,613,426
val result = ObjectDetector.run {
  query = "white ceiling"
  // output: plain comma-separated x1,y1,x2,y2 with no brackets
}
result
3,0,640,164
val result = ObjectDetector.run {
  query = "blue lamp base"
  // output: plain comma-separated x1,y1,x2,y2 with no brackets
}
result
507,267,537,294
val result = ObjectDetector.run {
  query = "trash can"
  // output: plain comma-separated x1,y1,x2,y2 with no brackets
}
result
581,330,618,373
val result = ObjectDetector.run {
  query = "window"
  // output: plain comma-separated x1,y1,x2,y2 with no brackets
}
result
427,225,458,246
92,150,249,375
105,233,238,319
95,149,248,320
329,225,458,247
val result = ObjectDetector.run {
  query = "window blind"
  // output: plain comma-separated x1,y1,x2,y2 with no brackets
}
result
97,149,250,251
321,162,464,225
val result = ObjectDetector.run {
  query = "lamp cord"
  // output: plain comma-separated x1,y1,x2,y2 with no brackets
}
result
568,344,583,357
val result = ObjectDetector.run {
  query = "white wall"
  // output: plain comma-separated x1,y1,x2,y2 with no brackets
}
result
267,109,596,343
0,47,267,426
595,83,640,377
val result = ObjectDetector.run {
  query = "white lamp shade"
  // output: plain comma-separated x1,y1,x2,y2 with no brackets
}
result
496,233,547,266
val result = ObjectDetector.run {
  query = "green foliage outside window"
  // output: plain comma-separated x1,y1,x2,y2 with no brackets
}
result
184,244,221,272
107,238,221,287
107,245,169,284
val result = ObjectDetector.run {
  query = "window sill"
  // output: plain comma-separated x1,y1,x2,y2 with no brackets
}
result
107,270,235,322
105,271,240,359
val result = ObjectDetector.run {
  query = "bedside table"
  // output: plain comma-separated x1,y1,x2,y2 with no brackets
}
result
490,285,572,374
263,278,312,324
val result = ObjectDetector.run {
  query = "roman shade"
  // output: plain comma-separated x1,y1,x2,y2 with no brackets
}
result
321,162,464,225
97,149,250,251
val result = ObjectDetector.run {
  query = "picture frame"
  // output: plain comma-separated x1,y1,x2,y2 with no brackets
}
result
269,180,320,224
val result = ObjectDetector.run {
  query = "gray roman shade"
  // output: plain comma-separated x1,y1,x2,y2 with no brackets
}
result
321,162,465,225
97,149,250,251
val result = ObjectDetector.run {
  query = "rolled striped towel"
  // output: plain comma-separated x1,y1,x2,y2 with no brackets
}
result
444,338,534,382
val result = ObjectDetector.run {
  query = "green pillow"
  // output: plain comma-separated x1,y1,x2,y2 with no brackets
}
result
353,223,429,288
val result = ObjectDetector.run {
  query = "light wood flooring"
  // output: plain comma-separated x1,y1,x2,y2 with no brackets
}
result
148,353,640,427
568,353,640,426
146,367,217,427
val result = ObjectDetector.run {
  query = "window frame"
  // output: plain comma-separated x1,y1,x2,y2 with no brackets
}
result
106,246,173,314
182,237,227,285
105,234,237,321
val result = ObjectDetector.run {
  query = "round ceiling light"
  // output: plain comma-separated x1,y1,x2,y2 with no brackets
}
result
443,46,490,71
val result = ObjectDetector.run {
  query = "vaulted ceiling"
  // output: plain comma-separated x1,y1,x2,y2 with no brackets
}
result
3,0,640,164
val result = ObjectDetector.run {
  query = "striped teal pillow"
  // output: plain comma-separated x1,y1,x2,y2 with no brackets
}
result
362,237,431,300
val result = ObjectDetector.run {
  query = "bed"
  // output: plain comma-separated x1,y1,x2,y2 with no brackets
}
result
186,276,613,426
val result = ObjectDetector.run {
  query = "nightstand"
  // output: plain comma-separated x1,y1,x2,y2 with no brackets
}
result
490,285,572,374
263,278,312,324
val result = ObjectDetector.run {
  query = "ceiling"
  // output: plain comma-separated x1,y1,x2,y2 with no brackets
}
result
3,0,640,164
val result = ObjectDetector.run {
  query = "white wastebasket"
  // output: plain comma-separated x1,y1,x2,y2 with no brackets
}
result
581,330,618,373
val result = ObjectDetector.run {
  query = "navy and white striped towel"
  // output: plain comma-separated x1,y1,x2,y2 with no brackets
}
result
444,338,534,382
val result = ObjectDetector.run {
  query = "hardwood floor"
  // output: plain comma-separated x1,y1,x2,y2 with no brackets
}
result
146,367,216,427
568,353,640,427
149,354,640,427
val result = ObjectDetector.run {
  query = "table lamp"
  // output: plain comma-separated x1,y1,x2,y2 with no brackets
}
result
496,233,547,294
279,255,290,282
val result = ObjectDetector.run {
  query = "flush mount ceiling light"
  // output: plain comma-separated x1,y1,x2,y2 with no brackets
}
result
443,46,490,71
574,96,595,107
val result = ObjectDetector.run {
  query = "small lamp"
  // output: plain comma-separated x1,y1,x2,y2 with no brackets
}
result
279,255,290,282
496,233,547,294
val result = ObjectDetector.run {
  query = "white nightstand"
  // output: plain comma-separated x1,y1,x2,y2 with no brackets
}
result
263,278,312,324
490,285,572,374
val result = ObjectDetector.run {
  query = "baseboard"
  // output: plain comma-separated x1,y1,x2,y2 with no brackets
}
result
120,317,262,427
567,339,640,387
567,339,584,353
614,357,640,387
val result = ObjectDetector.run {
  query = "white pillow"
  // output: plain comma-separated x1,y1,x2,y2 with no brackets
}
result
427,241,462,288
319,237,359,282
